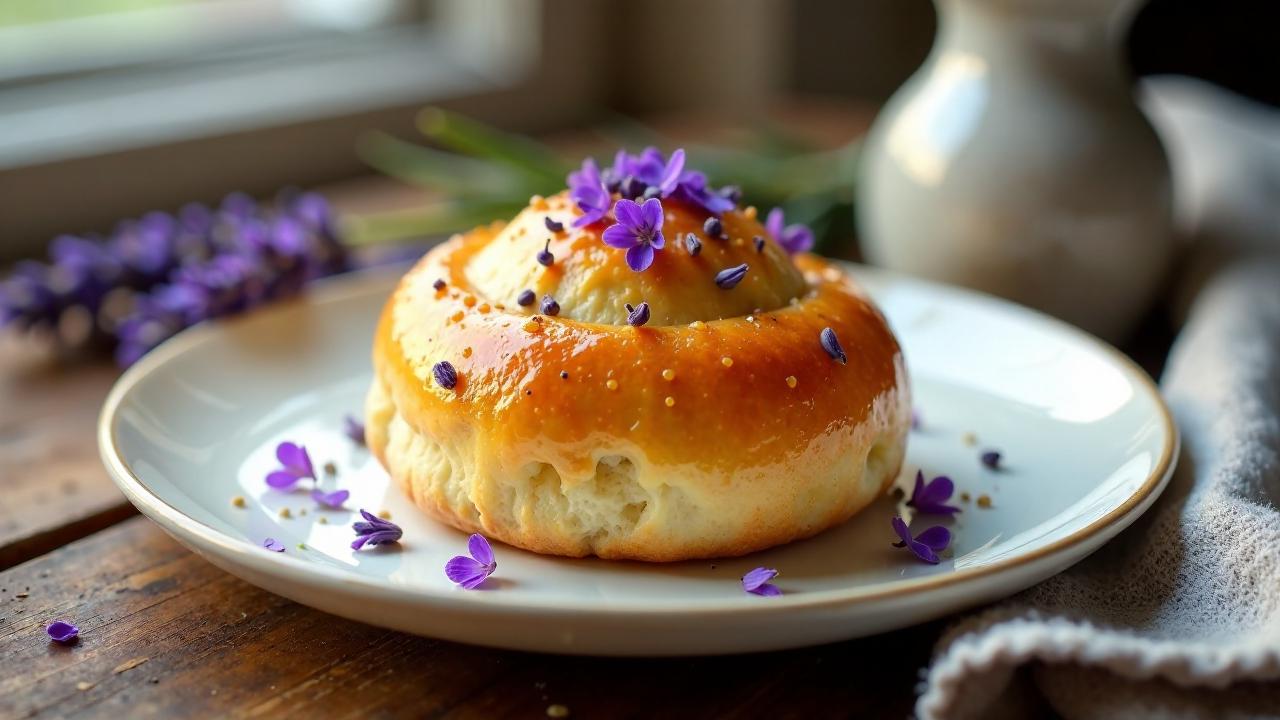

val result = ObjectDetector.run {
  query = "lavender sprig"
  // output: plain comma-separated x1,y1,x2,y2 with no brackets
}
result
1,191,350,367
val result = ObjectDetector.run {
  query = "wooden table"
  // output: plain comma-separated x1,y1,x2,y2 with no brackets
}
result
0,342,943,719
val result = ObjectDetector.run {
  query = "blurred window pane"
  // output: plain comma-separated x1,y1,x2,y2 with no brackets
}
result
0,0,420,84
0,0,537,169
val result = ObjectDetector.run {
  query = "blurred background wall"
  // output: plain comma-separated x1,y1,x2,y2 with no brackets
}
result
0,0,1273,259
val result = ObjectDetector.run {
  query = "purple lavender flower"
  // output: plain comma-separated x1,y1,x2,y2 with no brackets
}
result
610,147,685,198
536,239,555,267
344,415,366,446
981,450,1003,470
703,217,723,239
46,620,80,643
605,147,736,215
906,471,961,516
263,538,286,553
714,264,748,290
351,509,403,550
311,488,350,509
266,441,316,489
891,517,951,564
819,327,847,364
741,567,782,597
2,189,349,367
567,158,611,228
765,208,815,255
444,534,497,589
433,361,459,390
625,301,650,327
673,170,735,215
603,198,666,272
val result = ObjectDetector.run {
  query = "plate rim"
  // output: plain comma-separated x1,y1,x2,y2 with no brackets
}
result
97,263,1179,617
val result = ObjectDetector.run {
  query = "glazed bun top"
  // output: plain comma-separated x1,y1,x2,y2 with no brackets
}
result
372,146,907,490
467,194,806,326
463,148,814,327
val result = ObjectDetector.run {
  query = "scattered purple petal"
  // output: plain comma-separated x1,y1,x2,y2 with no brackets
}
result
344,415,366,446
266,441,316,489
46,620,80,644
766,207,815,254
907,471,961,516
819,327,847,364
741,567,782,597
445,533,497,589
433,361,458,390
263,537,286,553
673,169,735,215
351,509,403,550
544,216,564,233
891,517,951,564
625,301,650,327
311,488,350,509
684,233,702,256
981,450,1003,470
567,158,611,227
714,264,748,290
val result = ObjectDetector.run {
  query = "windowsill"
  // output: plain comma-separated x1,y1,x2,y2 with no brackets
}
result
0,27,509,171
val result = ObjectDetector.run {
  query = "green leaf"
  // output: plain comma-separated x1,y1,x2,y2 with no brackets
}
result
416,108,568,188
356,131,532,200
341,200,524,247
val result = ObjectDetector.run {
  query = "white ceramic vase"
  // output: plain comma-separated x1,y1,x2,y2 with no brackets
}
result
858,0,1174,341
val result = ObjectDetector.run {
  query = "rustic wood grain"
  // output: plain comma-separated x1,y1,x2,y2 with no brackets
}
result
0,517,937,719
0,341,133,570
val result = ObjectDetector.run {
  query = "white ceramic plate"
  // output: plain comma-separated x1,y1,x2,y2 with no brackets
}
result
99,264,1176,656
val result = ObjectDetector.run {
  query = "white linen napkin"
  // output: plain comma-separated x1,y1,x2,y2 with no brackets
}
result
916,78,1280,720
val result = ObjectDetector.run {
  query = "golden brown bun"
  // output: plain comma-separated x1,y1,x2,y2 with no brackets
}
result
367,192,910,561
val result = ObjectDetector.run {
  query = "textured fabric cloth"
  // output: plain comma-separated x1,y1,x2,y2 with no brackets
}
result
916,77,1280,719
918,261,1280,719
